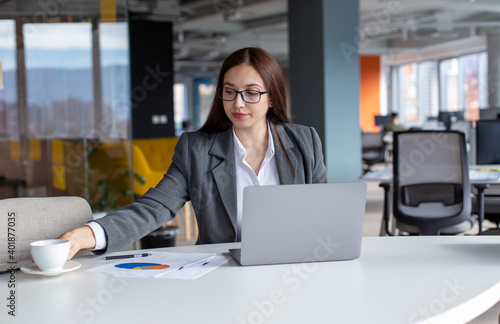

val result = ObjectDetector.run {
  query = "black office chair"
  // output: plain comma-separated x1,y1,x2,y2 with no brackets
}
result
381,131,476,235
361,132,385,174
472,120,500,230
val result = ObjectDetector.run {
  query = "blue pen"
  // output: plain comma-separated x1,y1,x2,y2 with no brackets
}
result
202,262,209,266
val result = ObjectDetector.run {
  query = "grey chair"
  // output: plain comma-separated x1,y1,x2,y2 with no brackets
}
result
381,131,476,235
0,196,93,266
362,132,385,174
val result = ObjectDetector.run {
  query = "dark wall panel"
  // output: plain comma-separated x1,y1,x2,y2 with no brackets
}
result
129,17,174,139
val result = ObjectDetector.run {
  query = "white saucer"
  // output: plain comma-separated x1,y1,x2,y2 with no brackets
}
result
20,261,81,276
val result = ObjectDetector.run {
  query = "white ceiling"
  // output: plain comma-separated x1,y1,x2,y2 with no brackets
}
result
1,0,500,74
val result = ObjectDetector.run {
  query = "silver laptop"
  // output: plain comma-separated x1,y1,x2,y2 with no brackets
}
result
229,182,367,266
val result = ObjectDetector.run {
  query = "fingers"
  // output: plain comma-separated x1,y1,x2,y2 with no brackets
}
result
58,231,80,261
58,226,96,261
67,243,80,261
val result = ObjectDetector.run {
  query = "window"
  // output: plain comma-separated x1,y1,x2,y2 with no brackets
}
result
0,20,17,139
20,20,132,207
99,22,130,139
460,53,480,121
418,61,439,119
22,22,131,139
24,22,93,138
386,51,488,126
194,78,215,129
478,52,488,109
398,63,419,124
174,82,188,135
439,58,460,113
382,65,391,115
438,52,487,121
393,61,438,127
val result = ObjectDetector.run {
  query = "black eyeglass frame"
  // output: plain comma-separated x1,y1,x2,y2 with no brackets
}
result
217,87,269,104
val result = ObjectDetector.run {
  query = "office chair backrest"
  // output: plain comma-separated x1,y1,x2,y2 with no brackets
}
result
0,196,93,264
362,132,383,150
361,132,384,149
393,131,471,234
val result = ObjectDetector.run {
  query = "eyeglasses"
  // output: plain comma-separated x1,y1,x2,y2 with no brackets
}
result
217,87,269,104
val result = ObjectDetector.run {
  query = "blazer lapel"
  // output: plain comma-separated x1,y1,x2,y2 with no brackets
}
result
208,124,297,235
209,128,238,233
272,124,298,184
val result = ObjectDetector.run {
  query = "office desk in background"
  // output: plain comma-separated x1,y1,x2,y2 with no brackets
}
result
2,237,500,324
360,165,500,183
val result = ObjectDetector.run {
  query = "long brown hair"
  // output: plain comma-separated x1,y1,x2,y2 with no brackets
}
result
199,47,295,177
200,47,290,132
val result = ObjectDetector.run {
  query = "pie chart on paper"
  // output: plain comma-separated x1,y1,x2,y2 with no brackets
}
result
114,263,170,270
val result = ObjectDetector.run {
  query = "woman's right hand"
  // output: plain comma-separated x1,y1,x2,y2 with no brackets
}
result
58,226,97,260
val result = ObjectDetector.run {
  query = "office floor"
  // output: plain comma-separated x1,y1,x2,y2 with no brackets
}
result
172,166,500,323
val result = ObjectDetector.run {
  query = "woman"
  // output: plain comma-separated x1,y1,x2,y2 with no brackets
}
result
60,47,328,259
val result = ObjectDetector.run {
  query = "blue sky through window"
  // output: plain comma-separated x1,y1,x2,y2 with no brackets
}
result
0,21,128,71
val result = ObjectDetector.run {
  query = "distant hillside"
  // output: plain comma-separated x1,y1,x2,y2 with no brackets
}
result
0,65,130,107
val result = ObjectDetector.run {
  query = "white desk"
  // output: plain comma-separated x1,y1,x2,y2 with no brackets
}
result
2,236,500,324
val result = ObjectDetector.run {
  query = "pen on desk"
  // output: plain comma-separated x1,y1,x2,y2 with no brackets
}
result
103,253,152,260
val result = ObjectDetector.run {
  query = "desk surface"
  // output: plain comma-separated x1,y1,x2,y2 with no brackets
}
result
2,236,500,324
362,165,500,183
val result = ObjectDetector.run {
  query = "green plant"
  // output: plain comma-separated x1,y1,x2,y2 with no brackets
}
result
89,169,144,211
85,145,145,212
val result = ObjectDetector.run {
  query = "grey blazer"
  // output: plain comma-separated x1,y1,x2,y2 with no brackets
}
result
95,123,328,253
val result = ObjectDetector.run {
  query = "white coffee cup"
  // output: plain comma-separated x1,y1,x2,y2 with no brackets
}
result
30,239,70,272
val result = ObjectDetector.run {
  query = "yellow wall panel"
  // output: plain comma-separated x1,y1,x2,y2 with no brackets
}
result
10,140,19,161
29,138,41,161
52,164,66,190
100,0,116,22
52,139,64,164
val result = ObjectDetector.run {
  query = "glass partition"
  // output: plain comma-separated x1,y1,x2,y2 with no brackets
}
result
0,20,17,139
0,19,21,198
0,4,132,212
24,22,93,138
99,22,130,140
